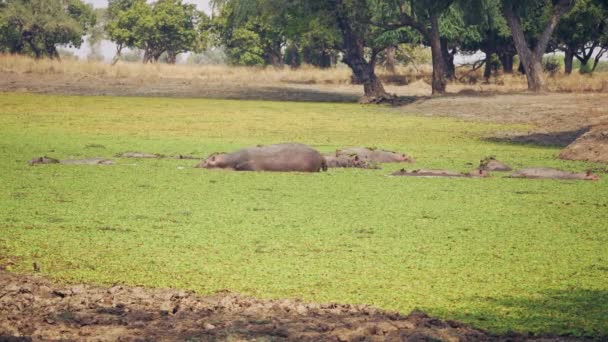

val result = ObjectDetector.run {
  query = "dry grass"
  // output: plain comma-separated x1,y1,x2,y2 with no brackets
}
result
453,67,608,93
1,54,607,94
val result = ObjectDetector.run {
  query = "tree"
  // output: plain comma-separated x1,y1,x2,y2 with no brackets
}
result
0,0,95,58
460,0,516,77
106,0,203,64
555,0,607,74
377,0,455,94
142,0,202,63
501,0,576,91
212,0,287,67
106,0,147,63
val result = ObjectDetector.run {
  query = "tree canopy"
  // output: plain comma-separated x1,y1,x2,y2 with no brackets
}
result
105,0,206,63
0,0,95,58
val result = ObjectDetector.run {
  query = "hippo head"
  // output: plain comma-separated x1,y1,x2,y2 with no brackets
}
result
351,155,365,167
28,156,59,165
200,153,229,169
398,154,411,162
585,170,600,181
470,169,490,177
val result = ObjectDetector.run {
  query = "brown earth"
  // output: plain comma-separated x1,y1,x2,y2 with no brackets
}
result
559,124,608,163
398,93,608,147
0,271,587,342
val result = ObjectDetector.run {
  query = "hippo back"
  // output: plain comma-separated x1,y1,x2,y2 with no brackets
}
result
241,143,325,172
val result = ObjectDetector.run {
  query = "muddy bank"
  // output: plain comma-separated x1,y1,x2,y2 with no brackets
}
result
0,271,592,341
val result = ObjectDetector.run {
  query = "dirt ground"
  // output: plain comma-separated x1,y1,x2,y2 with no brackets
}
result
2,72,607,147
0,271,590,342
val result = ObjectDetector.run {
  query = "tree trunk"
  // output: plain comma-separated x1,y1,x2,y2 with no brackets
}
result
591,48,607,74
112,44,123,66
319,50,332,68
441,38,455,80
503,1,574,92
429,13,447,95
564,48,574,75
499,53,514,74
385,45,397,73
334,0,390,100
167,51,177,64
483,50,494,79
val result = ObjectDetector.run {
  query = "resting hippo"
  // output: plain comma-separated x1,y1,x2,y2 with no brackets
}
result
28,156,60,165
197,143,327,172
118,152,162,158
323,154,379,169
509,168,599,181
479,157,512,171
391,168,489,178
29,157,113,165
60,158,114,165
336,147,414,163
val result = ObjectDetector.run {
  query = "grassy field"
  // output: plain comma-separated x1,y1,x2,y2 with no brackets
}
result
1,92,607,337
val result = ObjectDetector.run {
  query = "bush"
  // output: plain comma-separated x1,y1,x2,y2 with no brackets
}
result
543,55,563,76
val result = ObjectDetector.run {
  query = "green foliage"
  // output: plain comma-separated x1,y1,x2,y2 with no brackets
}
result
555,0,607,72
1,93,607,337
212,0,289,66
105,0,206,63
0,0,95,58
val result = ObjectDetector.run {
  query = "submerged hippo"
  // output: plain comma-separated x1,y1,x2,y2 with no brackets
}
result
391,168,489,178
197,143,327,172
336,147,414,163
509,168,599,181
174,155,200,160
28,156,60,165
323,154,379,169
60,158,114,165
118,152,162,158
479,157,512,171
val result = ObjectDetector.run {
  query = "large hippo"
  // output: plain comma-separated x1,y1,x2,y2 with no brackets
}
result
197,143,327,172
479,157,512,171
336,147,414,163
391,168,489,178
323,154,379,169
509,168,599,181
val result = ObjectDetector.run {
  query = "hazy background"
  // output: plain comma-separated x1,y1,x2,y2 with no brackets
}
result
67,0,212,61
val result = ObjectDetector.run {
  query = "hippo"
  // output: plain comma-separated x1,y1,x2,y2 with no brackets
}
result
28,156,60,165
391,168,490,178
479,157,512,171
508,168,599,181
60,158,114,165
336,147,414,163
118,152,162,158
197,143,327,172
323,154,379,169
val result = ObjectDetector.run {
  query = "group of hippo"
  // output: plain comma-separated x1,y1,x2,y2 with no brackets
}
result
29,143,600,181
195,143,599,181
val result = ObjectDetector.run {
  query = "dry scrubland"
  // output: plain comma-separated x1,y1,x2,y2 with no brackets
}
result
1,54,608,97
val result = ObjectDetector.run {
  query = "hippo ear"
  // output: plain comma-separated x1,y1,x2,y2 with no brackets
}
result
210,155,216,161
354,156,359,161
